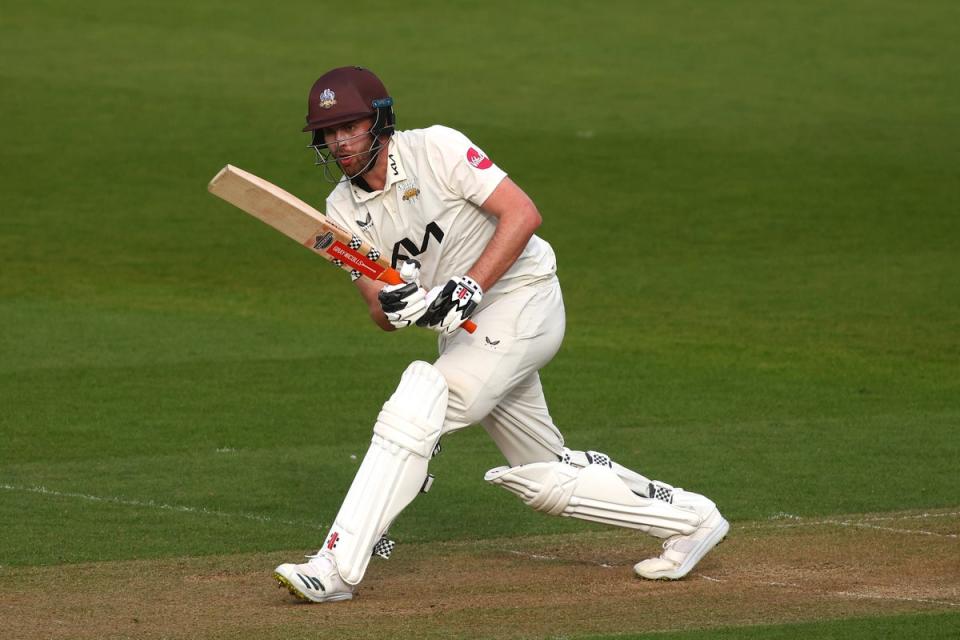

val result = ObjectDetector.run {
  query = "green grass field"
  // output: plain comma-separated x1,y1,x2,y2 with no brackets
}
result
2,1,958,638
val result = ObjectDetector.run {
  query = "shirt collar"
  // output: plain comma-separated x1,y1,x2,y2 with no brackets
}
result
349,139,406,204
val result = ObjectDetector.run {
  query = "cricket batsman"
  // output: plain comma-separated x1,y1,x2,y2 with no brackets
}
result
274,66,729,602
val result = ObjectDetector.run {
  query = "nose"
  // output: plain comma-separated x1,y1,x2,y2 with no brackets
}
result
335,126,355,145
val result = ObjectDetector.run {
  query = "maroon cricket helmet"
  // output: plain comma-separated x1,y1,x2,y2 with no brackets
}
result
303,66,395,147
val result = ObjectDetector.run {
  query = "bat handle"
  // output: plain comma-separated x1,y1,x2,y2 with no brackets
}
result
381,268,478,334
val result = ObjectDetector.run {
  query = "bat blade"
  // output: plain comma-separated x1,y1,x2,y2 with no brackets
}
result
207,164,476,333
208,164,326,244
208,164,391,281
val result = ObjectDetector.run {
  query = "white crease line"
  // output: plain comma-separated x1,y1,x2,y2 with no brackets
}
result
753,511,960,538
765,518,958,539
506,549,615,568
845,522,958,539
831,590,960,608
859,512,960,523
854,512,959,522
507,550,559,561
699,575,802,588
702,575,958,607
0,483,324,530
771,581,960,608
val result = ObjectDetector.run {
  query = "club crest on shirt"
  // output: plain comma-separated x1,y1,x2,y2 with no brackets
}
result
318,89,337,109
399,180,421,202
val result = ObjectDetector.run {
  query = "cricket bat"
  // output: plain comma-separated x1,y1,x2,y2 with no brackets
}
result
207,164,476,333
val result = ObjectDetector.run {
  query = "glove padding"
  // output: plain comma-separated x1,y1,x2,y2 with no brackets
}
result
378,280,428,330
417,275,483,335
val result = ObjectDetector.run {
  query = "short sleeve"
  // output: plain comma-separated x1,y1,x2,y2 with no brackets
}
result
423,126,507,206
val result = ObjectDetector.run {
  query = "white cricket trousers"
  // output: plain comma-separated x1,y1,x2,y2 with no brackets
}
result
434,276,566,466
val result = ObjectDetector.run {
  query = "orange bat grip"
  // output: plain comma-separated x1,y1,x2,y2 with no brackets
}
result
379,268,477,334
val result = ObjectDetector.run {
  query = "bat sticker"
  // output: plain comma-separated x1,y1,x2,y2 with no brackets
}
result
326,241,385,279
313,231,335,250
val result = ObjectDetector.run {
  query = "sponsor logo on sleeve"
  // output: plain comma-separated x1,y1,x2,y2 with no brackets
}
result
466,147,493,170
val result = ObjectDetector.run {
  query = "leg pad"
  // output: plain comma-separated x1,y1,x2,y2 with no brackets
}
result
485,460,708,537
324,361,448,585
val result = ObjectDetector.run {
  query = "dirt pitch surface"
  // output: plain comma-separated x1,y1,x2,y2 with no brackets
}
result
2,509,957,639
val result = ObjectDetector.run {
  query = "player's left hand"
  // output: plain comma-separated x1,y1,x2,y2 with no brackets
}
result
379,282,427,329
378,260,427,329
417,275,483,335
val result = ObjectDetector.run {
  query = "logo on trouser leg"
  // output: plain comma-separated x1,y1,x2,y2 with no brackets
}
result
326,531,339,550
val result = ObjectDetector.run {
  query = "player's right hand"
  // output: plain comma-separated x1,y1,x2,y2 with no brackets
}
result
416,275,483,335
378,262,428,329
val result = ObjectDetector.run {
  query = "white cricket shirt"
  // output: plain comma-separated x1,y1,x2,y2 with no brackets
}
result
324,125,557,301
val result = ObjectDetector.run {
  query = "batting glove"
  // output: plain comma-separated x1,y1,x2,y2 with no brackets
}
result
378,261,427,329
417,275,483,335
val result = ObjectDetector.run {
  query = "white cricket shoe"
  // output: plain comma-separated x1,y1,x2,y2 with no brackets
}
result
274,553,355,603
634,506,729,580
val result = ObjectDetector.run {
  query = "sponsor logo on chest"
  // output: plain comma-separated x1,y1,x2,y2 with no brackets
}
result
391,221,444,268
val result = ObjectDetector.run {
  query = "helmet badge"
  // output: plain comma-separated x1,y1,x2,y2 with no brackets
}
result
318,89,337,109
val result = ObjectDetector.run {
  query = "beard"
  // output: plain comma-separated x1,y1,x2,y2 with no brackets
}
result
336,137,383,178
